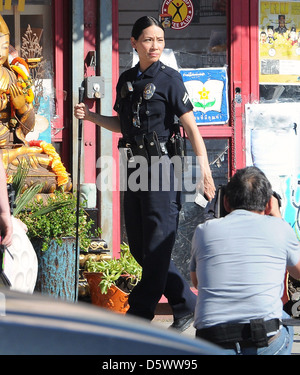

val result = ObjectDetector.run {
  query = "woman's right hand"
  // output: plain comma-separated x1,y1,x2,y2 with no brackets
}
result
74,103,89,120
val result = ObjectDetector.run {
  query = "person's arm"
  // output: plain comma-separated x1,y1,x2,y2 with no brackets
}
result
180,110,216,201
287,262,300,280
0,157,12,246
74,103,122,133
190,271,198,289
267,196,300,279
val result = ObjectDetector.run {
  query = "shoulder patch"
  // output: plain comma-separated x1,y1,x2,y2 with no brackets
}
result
182,92,190,105
159,64,179,78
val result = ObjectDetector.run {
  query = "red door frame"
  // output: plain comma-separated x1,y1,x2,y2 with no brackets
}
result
53,0,65,143
229,0,259,173
112,0,121,257
53,0,71,168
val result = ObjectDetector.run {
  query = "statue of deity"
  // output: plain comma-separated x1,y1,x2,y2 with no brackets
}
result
0,15,71,194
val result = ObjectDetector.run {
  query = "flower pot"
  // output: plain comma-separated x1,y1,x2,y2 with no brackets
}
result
84,272,129,314
32,237,76,301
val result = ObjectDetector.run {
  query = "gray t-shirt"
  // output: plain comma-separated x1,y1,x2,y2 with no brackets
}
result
191,210,300,330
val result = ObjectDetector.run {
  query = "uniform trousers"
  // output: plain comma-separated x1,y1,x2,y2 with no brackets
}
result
124,156,196,320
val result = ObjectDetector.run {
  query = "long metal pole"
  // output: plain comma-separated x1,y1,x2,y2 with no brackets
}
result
74,86,85,302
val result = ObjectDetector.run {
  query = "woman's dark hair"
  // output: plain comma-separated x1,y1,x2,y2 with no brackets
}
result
131,16,164,40
225,166,273,212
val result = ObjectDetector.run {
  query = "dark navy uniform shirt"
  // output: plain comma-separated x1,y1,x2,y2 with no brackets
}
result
114,60,193,142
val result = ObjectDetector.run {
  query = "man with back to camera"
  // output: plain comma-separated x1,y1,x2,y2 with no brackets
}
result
191,166,300,355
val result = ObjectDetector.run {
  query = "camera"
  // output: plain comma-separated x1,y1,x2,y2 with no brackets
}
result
272,191,282,208
214,185,228,218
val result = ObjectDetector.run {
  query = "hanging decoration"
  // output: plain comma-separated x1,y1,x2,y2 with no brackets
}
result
29,140,69,187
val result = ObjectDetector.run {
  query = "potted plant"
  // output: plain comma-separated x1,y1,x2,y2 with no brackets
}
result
84,243,142,313
16,189,96,252
13,168,99,301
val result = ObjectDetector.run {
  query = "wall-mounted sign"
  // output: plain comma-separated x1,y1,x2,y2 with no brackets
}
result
160,0,194,30
180,68,229,125
259,0,300,84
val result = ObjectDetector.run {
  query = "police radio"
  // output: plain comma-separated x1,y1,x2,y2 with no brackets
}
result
166,119,186,159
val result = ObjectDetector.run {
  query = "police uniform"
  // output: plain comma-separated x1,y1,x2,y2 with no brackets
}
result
114,60,197,321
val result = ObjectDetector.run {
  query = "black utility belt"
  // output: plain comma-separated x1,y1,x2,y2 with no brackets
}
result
196,318,281,349
118,132,184,162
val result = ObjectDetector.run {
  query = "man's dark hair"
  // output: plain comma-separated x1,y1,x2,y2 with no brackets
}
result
225,166,273,212
131,16,164,40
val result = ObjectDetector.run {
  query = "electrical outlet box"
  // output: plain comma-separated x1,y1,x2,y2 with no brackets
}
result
85,76,105,99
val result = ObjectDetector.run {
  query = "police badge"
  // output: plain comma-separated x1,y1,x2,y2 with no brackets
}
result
143,83,156,100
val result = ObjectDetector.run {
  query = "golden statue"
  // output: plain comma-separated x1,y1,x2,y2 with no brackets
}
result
0,15,71,193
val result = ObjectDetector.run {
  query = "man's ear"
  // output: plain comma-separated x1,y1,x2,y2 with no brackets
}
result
223,195,231,213
265,198,272,215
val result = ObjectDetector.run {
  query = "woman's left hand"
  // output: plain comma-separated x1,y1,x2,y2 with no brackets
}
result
203,170,216,201
196,169,215,202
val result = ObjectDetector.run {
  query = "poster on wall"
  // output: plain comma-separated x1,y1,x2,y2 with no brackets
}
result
180,67,229,125
160,0,194,30
245,102,300,240
259,0,300,84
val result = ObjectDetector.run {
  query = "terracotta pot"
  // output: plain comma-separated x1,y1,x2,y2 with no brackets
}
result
84,272,129,314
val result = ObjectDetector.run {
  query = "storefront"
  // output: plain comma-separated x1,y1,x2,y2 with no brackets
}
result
3,0,300,258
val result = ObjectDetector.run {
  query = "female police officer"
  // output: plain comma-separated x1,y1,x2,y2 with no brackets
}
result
74,16,215,330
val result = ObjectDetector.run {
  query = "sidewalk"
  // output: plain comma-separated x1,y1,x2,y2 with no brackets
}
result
153,303,300,355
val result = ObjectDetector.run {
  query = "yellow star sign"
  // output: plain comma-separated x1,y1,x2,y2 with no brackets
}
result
198,87,210,100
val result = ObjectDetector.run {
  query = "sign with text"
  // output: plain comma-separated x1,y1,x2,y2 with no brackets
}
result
180,68,229,125
260,0,300,84
161,0,194,30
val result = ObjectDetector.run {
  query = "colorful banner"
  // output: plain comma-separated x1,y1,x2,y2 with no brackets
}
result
260,0,300,84
180,68,229,125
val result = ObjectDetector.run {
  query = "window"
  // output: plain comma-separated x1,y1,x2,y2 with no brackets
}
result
259,0,300,102
169,0,227,69
3,2,53,144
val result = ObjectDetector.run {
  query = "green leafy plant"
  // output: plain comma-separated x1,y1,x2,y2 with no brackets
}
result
10,161,44,216
17,190,97,252
9,160,100,252
85,242,142,294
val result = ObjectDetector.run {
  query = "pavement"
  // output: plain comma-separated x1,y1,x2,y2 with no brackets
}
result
153,303,300,355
